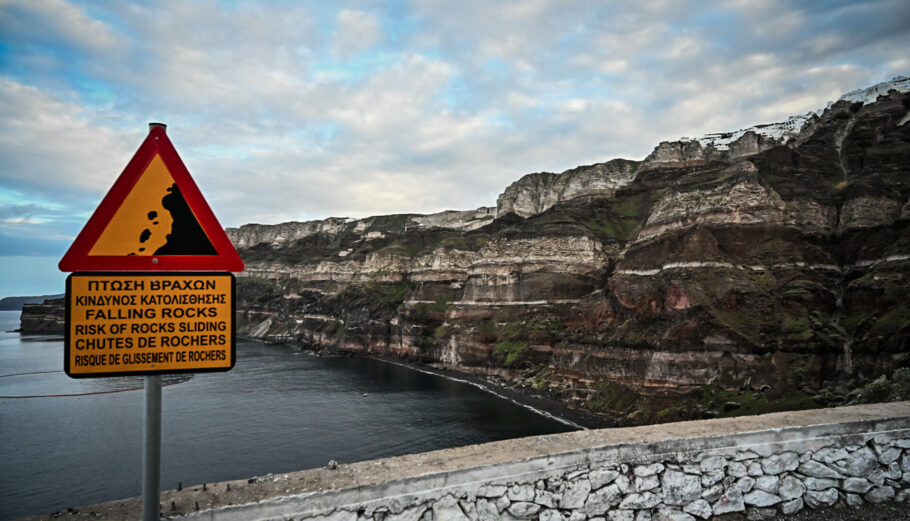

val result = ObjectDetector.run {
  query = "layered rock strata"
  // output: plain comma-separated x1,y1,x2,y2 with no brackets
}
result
19,298,65,334
496,159,639,218
231,79,910,423
229,208,496,252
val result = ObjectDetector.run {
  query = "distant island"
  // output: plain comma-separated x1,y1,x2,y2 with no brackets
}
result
0,294,64,311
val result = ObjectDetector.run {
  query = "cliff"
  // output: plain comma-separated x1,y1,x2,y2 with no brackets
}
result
229,209,496,253
495,159,639,217
229,77,910,424
19,298,65,334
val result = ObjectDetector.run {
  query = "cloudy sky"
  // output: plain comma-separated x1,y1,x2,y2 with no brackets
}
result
1,0,909,296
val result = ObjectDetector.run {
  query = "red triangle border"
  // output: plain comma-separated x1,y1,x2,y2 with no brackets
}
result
59,126,245,272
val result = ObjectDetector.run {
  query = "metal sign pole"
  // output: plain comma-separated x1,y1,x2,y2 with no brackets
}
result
142,374,162,521
58,122,242,519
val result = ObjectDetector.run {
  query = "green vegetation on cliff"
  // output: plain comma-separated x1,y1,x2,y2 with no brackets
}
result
232,87,910,427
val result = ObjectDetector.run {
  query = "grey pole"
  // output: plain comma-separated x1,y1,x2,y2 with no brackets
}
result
142,122,165,521
143,374,162,521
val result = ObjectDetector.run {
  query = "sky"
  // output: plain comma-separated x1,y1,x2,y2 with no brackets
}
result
1,0,909,297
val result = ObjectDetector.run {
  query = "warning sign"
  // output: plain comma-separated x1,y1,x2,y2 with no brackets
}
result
58,124,243,272
65,272,235,377
87,154,216,257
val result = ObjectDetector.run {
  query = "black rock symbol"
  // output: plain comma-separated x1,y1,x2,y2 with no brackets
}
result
154,183,216,255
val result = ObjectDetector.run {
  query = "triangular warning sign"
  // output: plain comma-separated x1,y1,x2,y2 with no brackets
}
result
59,124,244,272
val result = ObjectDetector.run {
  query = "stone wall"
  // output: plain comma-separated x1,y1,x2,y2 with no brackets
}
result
21,403,910,521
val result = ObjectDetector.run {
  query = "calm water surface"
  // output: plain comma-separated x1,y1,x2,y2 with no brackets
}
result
0,310,572,520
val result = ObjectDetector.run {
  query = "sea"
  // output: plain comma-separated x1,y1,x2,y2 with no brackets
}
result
0,310,574,520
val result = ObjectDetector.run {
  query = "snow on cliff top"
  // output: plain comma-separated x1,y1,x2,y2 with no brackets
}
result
682,76,910,151
838,75,910,104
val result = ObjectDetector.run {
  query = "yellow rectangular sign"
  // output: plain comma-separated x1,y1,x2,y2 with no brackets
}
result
65,272,235,377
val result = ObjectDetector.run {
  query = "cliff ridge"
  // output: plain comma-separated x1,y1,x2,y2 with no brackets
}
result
228,77,910,425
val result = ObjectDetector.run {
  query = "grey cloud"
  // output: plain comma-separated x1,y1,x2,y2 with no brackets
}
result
0,0,120,52
0,232,71,257
333,10,383,58
1,0,909,236
0,203,42,221
0,79,139,204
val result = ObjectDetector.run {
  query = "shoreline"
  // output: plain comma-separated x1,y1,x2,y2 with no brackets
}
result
415,360,613,430
372,356,598,430
243,337,611,431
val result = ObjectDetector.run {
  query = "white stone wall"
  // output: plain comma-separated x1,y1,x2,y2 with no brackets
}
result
180,406,910,521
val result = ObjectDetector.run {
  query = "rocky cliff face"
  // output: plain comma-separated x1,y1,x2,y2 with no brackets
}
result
496,159,639,217
228,209,496,252
230,78,910,425
19,298,65,334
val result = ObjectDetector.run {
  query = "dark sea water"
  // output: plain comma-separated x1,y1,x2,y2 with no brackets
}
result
0,310,573,520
